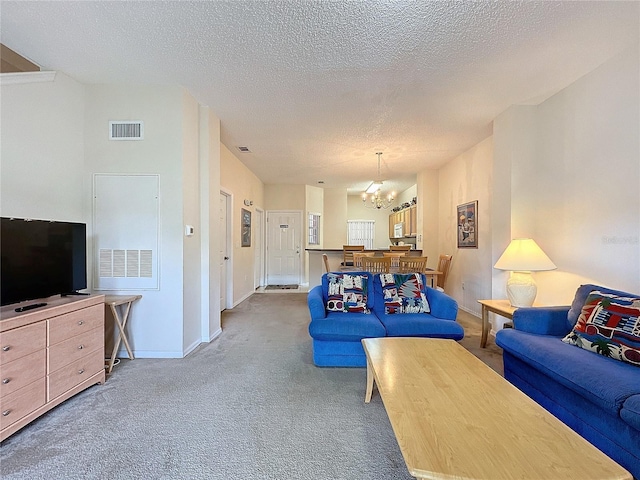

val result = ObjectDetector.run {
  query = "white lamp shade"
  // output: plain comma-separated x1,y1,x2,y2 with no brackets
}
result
494,238,556,272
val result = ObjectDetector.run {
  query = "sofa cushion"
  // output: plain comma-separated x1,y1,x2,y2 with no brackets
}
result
379,313,464,339
497,329,640,416
378,273,430,314
562,290,640,367
325,272,370,313
308,311,386,342
621,395,640,432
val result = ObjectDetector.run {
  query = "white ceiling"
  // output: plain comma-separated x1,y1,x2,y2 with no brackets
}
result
1,1,638,195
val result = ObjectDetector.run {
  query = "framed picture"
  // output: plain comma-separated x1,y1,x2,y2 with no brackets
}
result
241,208,251,247
457,201,477,248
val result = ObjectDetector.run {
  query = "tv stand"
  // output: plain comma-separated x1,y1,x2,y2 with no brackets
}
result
1,295,105,441
14,302,47,313
61,291,90,297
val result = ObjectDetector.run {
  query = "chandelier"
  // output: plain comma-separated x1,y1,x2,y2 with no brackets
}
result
362,152,395,209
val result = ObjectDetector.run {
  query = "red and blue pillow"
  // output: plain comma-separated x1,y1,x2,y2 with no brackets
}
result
562,290,640,367
379,273,430,314
326,273,370,313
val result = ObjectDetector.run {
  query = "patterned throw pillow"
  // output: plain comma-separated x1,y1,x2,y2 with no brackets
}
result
379,273,430,314
326,273,369,313
562,290,640,367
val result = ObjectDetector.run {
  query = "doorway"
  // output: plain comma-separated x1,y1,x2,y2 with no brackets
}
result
219,191,232,310
254,208,265,289
266,210,302,286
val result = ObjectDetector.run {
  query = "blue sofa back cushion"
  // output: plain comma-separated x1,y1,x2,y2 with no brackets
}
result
567,284,637,330
322,272,375,309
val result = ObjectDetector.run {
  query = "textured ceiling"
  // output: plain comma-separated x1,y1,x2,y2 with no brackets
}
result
1,1,638,195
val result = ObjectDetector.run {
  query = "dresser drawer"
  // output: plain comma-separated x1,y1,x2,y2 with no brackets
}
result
0,349,46,398
0,378,46,430
48,304,103,346
48,348,103,400
0,322,46,365
48,327,103,373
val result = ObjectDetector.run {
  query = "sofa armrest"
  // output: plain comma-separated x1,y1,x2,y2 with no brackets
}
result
307,285,327,320
425,287,458,320
512,306,571,336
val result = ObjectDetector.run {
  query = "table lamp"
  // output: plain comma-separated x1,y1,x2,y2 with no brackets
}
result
494,238,556,307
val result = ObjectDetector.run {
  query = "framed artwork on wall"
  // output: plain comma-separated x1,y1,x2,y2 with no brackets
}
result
241,208,251,247
457,201,477,248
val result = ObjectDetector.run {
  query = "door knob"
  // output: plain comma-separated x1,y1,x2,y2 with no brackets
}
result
224,256,230,260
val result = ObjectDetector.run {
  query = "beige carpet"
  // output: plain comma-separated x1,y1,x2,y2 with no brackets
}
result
0,292,502,480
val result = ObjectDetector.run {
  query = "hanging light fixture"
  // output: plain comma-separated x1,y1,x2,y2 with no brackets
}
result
362,152,395,209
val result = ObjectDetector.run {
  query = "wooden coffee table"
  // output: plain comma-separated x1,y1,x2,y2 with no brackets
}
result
362,337,631,480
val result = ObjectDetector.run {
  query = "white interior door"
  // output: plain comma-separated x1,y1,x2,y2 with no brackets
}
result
219,192,230,311
266,211,302,285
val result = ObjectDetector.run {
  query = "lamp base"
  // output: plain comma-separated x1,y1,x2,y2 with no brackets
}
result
506,271,537,307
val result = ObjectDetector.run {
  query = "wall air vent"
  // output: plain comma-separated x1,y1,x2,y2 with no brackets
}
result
109,121,144,140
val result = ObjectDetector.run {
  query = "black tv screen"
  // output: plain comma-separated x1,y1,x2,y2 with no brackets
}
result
1,217,87,306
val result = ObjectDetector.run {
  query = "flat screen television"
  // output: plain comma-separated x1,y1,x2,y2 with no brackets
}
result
1,217,87,307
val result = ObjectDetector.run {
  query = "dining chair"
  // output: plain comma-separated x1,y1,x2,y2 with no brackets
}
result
341,245,365,269
322,254,330,273
382,251,406,269
361,256,392,273
398,256,428,274
436,254,453,292
389,245,412,252
353,252,375,269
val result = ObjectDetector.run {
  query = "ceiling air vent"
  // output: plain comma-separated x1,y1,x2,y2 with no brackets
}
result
237,146,251,153
109,121,144,140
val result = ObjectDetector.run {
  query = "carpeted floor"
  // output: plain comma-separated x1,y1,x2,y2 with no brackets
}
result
0,293,502,479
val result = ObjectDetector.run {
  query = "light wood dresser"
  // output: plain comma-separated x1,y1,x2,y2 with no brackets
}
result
0,295,105,441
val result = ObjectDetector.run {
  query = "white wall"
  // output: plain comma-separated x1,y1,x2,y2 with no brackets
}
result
0,72,85,222
84,84,186,357
494,45,640,305
437,137,494,316
416,170,439,266
347,195,396,249
322,188,348,248
221,144,265,306
181,90,202,355
200,106,222,341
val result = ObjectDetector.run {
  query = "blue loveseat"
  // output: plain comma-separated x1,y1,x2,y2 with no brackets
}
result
308,272,464,367
496,284,640,479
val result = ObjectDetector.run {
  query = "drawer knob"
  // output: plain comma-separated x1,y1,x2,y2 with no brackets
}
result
2,410,10,417
2,378,9,384
2,346,10,352
78,320,84,325
78,369,85,375
78,345,84,350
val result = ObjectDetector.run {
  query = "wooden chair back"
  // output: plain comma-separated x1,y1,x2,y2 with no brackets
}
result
322,254,330,273
353,252,375,268
382,251,406,268
389,245,412,252
342,245,365,267
398,256,428,274
436,254,453,290
361,256,392,273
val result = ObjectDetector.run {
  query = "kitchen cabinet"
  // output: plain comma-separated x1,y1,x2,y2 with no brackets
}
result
388,204,417,239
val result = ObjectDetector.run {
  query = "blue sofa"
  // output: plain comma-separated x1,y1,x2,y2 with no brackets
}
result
308,272,464,367
496,284,640,479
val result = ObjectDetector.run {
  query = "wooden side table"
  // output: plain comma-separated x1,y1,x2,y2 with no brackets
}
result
104,295,142,374
477,299,518,348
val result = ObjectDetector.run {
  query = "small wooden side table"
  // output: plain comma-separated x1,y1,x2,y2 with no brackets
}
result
477,299,517,348
104,295,142,374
